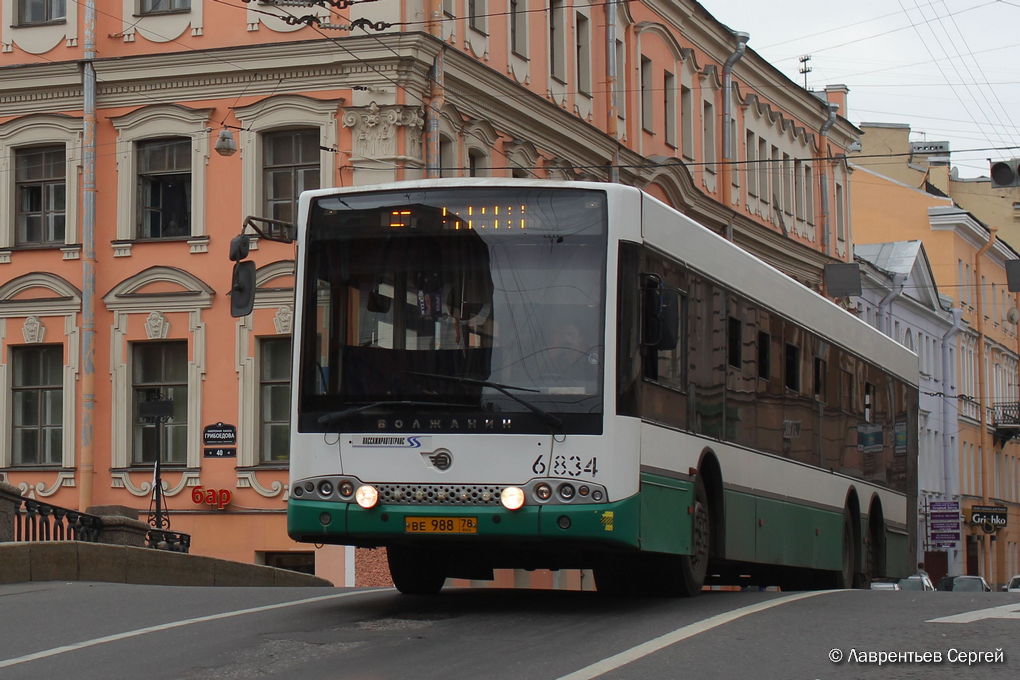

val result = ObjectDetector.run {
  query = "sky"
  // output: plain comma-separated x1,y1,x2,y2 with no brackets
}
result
702,0,1020,178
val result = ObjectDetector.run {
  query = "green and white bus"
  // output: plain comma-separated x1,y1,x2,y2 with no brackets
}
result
274,178,918,595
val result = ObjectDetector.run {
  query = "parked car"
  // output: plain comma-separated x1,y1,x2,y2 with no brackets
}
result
951,575,992,592
870,580,900,591
898,574,935,591
1002,575,1020,592
937,575,959,591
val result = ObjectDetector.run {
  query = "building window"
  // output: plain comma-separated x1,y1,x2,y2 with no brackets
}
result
510,0,527,56
835,182,846,241
783,153,792,214
549,0,565,82
575,12,591,96
804,164,814,224
640,57,653,132
664,71,676,147
864,381,875,423
680,85,692,158
11,345,63,466
794,159,804,220
746,131,757,196
259,551,314,574
260,337,291,464
468,0,485,33
702,101,715,169
17,0,65,25
15,146,65,246
132,341,188,465
136,138,191,239
757,138,769,204
615,39,626,119
263,129,319,225
468,149,488,177
139,0,190,14
439,135,455,177
442,0,453,17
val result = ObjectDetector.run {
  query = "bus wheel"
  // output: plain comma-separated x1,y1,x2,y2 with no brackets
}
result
836,512,856,589
676,477,711,597
387,546,446,595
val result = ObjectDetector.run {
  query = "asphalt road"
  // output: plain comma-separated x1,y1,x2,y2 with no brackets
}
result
0,582,1017,679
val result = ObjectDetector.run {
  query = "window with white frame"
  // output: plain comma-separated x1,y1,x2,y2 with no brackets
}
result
139,0,189,14
15,145,65,246
746,131,756,196
575,11,590,96
640,57,653,132
702,100,715,169
664,71,676,147
804,163,814,224
260,337,291,464
835,181,845,241
757,138,768,202
137,138,191,239
132,341,188,465
17,0,65,24
549,0,565,82
468,0,485,33
263,129,320,225
510,0,527,56
468,148,488,177
680,85,692,157
11,344,63,466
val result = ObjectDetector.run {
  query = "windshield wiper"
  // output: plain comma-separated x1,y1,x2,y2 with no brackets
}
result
318,400,479,427
407,371,563,432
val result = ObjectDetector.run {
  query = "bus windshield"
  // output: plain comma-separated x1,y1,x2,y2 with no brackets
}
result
298,186,608,434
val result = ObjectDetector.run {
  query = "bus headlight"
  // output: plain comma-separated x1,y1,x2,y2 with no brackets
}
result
500,486,526,511
355,485,379,509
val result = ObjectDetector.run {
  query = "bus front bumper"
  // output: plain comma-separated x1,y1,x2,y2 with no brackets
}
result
288,496,640,549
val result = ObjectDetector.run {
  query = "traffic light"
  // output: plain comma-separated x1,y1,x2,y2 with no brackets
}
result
990,159,1020,188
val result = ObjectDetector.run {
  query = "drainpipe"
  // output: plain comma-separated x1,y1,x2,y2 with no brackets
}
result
423,1,444,178
817,103,838,256
79,0,97,511
974,226,997,584
721,32,749,209
878,273,907,338
607,2,619,182
941,308,963,502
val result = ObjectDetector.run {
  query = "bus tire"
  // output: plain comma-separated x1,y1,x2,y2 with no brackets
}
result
675,476,710,597
387,546,446,595
836,511,856,589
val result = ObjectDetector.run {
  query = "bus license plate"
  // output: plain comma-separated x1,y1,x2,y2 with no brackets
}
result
405,517,478,534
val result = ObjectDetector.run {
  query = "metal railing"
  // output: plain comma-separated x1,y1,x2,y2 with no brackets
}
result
1,485,189,553
993,402,1020,427
147,528,191,553
1,487,103,543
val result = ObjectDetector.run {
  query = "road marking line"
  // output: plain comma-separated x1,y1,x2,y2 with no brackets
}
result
556,590,835,680
0,588,389,670
928,603,1020,623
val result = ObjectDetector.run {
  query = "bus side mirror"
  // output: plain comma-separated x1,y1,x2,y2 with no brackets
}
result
229,234,250,262
642,276,679,351
230,261,256,317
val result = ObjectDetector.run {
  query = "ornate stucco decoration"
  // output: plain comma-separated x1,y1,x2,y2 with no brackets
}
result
144,311,170,340
273,306,293,335
342,102,424,160
21,316,44,343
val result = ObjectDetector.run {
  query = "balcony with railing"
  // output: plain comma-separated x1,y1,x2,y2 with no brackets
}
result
992,402,1020,446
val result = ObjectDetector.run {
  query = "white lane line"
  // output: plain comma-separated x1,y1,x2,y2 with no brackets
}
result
0,588,389,670
928,603,1020,623
556,590,835,680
